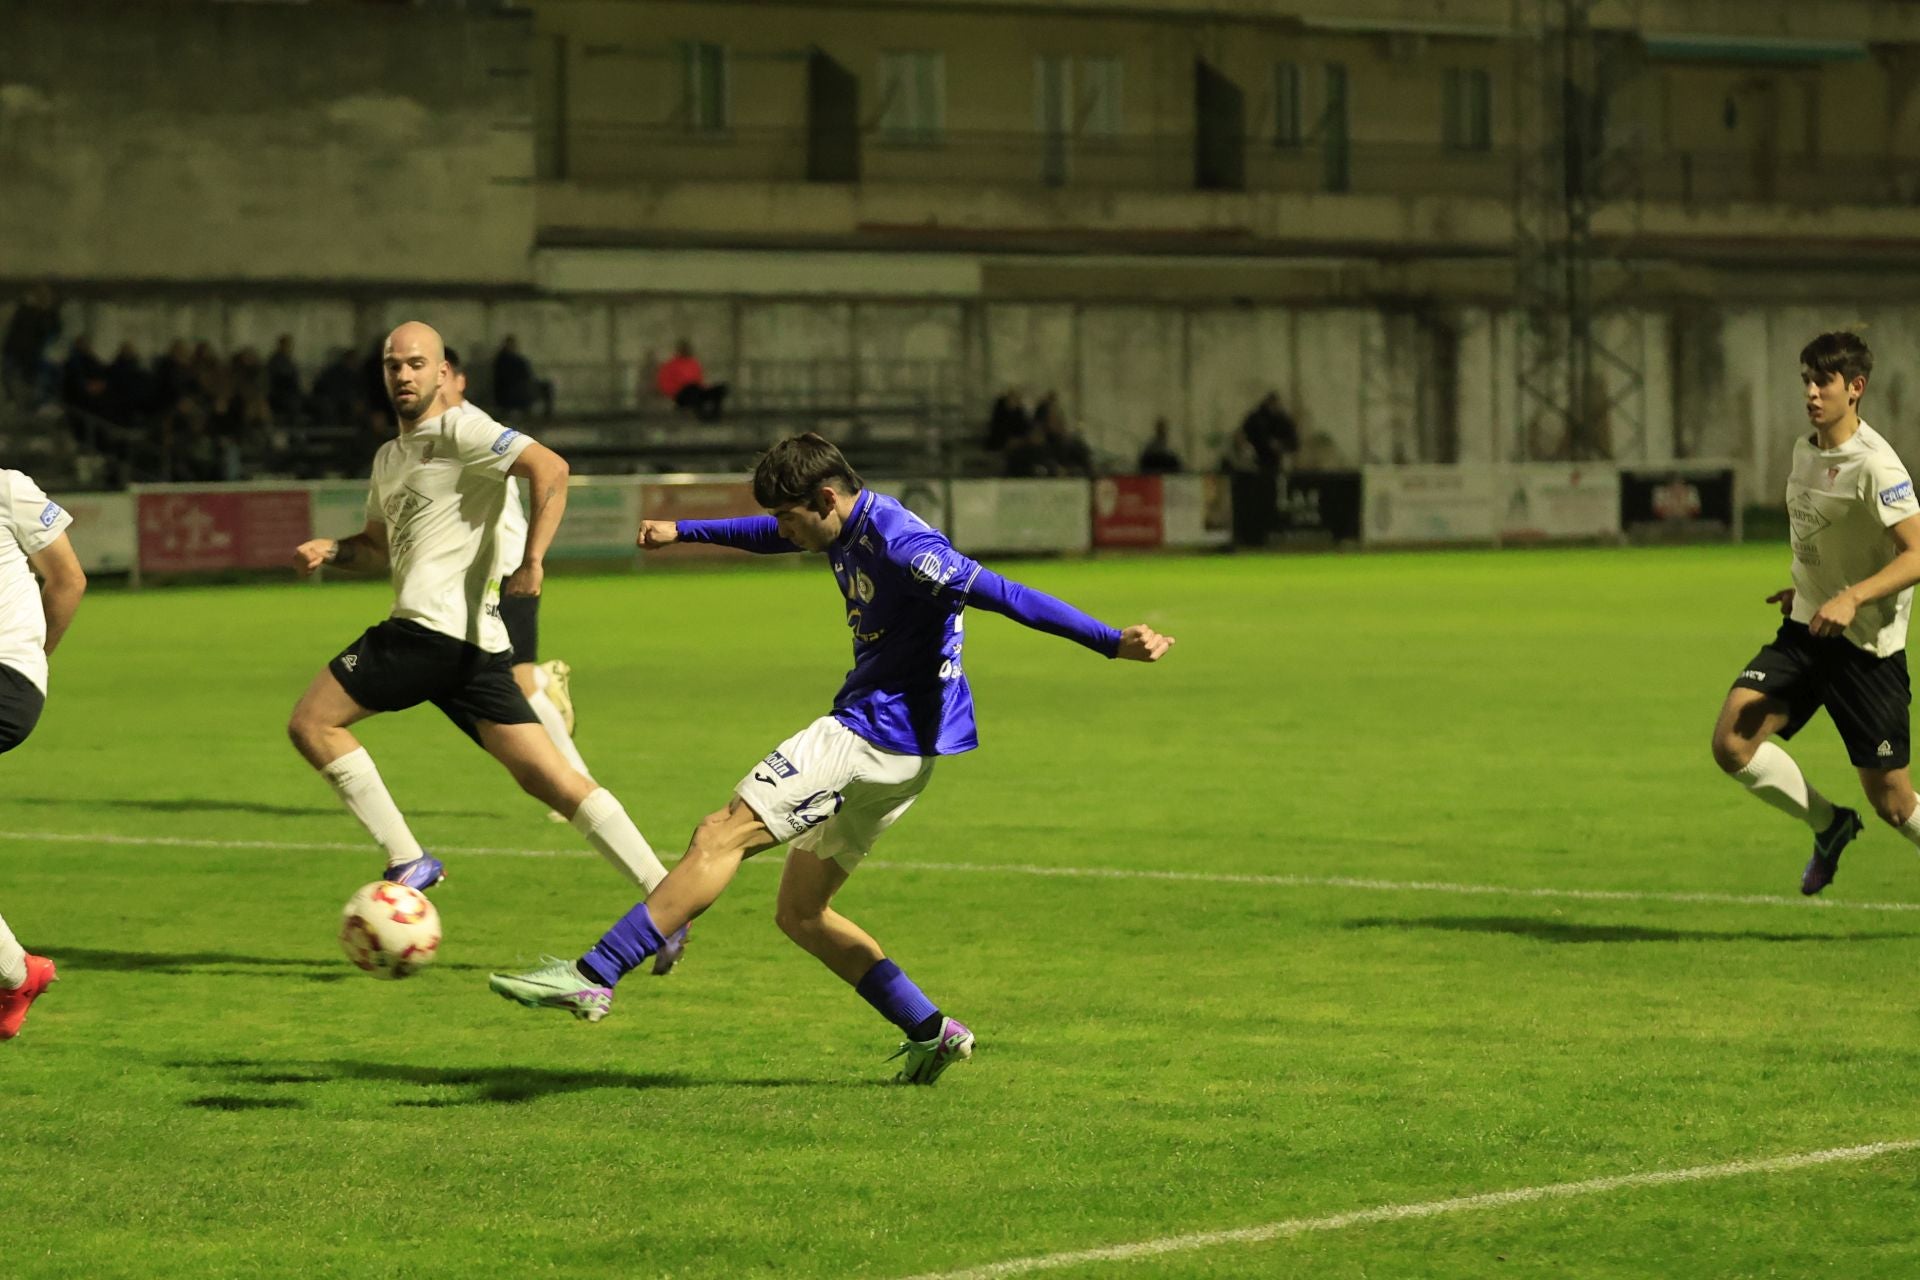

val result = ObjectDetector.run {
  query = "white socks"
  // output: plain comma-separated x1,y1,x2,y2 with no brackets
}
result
1898,808,1920,851
1731,741,1836,831
0,912,26,989
571,787,668,891
529,689,591,778
322,747,428,869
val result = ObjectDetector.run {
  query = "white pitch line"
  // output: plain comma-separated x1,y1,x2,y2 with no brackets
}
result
4,828,1920,915
890,1139,1920,1280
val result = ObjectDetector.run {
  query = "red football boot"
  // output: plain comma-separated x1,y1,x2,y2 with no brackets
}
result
0,954,57,1040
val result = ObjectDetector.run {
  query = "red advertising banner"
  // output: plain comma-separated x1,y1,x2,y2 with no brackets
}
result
639,481,762,562
1091,476,1164,548
137,489,313,574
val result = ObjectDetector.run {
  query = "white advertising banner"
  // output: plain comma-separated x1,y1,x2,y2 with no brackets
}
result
1496,465,1622,542
947,479,1091,554
59,492,136,573
1163,474,1232,548
550,478,644,560
310,480,368,542
1363,466,1497,545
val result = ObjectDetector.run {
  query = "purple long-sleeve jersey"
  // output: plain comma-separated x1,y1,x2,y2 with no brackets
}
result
675,488,1123,755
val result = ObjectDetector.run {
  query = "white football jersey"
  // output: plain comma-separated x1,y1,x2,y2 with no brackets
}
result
499,474,529,571
365,403,532,653
0,469,72,692
1786,421,1920,656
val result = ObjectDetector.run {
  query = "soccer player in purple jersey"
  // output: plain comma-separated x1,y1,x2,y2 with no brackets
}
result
491,433,1174,1083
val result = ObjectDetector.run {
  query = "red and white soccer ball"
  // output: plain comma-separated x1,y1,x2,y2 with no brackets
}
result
339,881,442,980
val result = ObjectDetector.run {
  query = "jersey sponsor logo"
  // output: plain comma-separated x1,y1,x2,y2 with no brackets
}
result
845,607,886,644
1741,669,1766,681
909,550,956,588
760,750,798,780
38,500,60,529
490,429,521,456
1881,480,1914,507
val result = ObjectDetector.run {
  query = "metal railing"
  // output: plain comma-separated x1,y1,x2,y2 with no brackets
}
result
553,123,1920,208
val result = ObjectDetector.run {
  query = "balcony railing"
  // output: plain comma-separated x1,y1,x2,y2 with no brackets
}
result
552,123,1920,208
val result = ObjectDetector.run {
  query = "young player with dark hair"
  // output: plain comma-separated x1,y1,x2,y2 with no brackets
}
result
491,433,1173,1083
1713,331,1920,894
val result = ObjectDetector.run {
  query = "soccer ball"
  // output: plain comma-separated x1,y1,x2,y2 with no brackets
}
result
339,881,441,980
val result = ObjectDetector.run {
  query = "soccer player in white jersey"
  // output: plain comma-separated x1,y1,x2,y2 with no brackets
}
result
0,470,86,1040
288,323,684,967
1713,331,1920,894
443,346,591,822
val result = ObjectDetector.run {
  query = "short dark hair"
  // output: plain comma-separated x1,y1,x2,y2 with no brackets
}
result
753,433,864,509
443,345,462,371
1800,331,1872,388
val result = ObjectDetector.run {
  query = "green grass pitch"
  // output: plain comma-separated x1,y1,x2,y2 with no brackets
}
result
7,545,1920,1278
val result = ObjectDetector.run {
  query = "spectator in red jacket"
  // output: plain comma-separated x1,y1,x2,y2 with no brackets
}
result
654,339,729,421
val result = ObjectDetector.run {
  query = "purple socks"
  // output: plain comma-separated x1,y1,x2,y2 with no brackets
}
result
856,959,942,1040
577,902,666,987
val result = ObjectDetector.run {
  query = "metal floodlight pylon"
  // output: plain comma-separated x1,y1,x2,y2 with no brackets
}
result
1512,0,1647,463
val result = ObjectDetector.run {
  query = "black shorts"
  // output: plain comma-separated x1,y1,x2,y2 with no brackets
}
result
0,663,45,754
499,593,539,666
1733,620,1911,770
329,619,538,745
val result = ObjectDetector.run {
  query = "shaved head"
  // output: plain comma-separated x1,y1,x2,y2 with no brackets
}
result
382,321,450,425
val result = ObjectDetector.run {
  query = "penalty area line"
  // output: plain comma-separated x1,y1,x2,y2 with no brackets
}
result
4,829,1920,914
888,1139,1920,1280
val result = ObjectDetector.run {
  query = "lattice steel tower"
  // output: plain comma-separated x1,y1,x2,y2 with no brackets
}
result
1512,0,1646,461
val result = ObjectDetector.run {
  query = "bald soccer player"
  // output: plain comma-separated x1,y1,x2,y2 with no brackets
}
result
288,323,685,969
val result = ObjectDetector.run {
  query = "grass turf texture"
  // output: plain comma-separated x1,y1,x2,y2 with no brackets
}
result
6,545,1920,1278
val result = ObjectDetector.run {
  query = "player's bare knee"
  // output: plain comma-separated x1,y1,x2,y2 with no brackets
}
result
1711,731,1755,774
774,901,819,942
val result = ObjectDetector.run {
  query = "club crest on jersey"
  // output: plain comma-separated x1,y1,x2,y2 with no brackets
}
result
1881,480,1913,507
1824,466,1841,488
38,500,60,528
854,570,875,603
490,428,520,456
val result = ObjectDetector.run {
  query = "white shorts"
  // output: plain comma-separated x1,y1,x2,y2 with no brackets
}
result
735,715,934,870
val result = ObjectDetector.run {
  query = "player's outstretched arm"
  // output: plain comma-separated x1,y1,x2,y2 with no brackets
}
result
28,533,85,656
297,518,390,577
637,520,679,550
662,514,801,555
1116,624,1175,662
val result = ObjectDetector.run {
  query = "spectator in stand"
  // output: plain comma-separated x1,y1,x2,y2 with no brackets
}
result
1004,421,1051,478
985,389,1031,452
654,338,728,421
60,336,110,422
494,334,555,419
1,284,60,407
1138,418,1184,474
105,342,155,426
267,334,304,424
1236,392,1299,475
1041,406,1095,478
154,340,195,418
309,346,364,426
